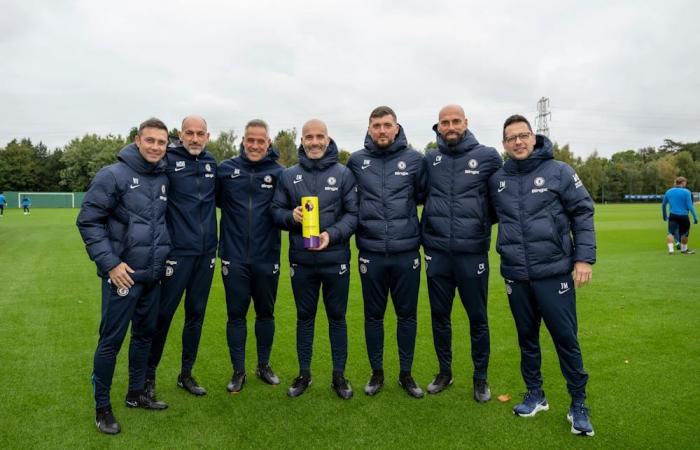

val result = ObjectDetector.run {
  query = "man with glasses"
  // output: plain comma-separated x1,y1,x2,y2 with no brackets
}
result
488,115,596,436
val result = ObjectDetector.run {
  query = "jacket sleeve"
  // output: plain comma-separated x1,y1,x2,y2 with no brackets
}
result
487,151,504,225
559,164,596,264
414,155,429,205
325,168,358,244
76,168,122,274
271,173,298,230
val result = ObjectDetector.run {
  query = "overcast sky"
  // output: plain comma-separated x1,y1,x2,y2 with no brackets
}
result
1,0,698,157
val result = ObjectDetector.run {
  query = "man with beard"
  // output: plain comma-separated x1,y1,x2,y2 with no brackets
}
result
272,119,358,399
421,105,502,401
217,119,284,393
346,106,427,398
146,116,217,400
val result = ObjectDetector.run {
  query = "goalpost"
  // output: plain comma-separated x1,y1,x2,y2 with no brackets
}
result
17,192,76,208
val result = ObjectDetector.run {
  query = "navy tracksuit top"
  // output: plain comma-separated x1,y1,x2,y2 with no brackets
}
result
346,125,427,254
77,143,170,283
217,147,285,263
488,135,596,281
422,127,502,254
164,143,217,256
271,140,358,266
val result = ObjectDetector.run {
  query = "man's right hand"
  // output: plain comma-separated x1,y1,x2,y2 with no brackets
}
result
292,206,303,224
109,262,135,290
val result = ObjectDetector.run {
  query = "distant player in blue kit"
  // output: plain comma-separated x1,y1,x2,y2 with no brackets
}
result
145,115,218,400
662,176,697,254
77,118,171,435
489,115,596,436
217,119,284,393
0,192,6,216
22,196,31,215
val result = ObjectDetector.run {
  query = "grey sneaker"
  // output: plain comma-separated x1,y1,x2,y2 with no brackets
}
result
427,372,453,395
473,378,491,403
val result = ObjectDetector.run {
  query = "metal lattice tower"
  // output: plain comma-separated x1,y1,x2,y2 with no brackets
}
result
535,97,551,137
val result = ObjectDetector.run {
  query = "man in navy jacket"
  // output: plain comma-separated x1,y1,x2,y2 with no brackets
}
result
77,118,171,435
489,115,596,436
217,119,284,393
422,105,502,401
272,119,358,400
346,106,427,398
146,116,217,399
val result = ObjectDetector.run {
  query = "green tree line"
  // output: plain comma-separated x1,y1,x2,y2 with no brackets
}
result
1,130,697,199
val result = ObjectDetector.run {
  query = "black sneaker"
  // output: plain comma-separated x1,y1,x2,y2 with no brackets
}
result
256,364,280,385
331,372,353,400
145,379,156,401
473,378,491,403
125,392,168,410
427,372,453,395
227,371,246,393
364,371,384,396
178,373,207,396
95,408,120,435
399,374,424,399
287,375,312,398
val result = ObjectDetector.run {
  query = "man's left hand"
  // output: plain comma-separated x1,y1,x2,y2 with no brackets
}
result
309,232,330,251
573,261,592,288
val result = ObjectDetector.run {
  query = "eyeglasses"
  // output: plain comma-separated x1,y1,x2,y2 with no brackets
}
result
504,132,532,144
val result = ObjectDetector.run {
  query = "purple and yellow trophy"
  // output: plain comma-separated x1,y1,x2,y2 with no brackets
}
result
302,196,320,249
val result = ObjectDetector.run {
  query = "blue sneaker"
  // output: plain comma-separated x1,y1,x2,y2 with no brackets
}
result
567,402,595,436
513,389,549,417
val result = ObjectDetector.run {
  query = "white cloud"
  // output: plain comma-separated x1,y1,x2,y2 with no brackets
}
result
0,0,698,157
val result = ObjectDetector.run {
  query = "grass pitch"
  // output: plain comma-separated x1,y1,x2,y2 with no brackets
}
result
0,204,698,449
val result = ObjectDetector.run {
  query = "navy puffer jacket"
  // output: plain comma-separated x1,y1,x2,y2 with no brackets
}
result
488,135,596,281
271,140,358,265
77,144,171,282
422,127,502,254
164,143,217,256
347,125,427,254
217,146,284,263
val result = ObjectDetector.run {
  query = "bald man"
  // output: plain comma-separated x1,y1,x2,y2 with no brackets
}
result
421,105,502,401
271,119,358,399
146,115,218,401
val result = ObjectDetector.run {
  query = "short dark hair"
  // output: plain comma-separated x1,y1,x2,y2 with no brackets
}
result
369,106,397,123
245,119,269,133
138,117,168,135
503,114,532,139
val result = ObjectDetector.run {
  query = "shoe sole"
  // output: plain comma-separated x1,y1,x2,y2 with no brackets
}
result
177,381,207,396
567,413,595,436
514,402,549,417
427,378,453,395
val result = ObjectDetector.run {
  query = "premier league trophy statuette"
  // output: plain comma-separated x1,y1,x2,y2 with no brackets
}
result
302,196,320,249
